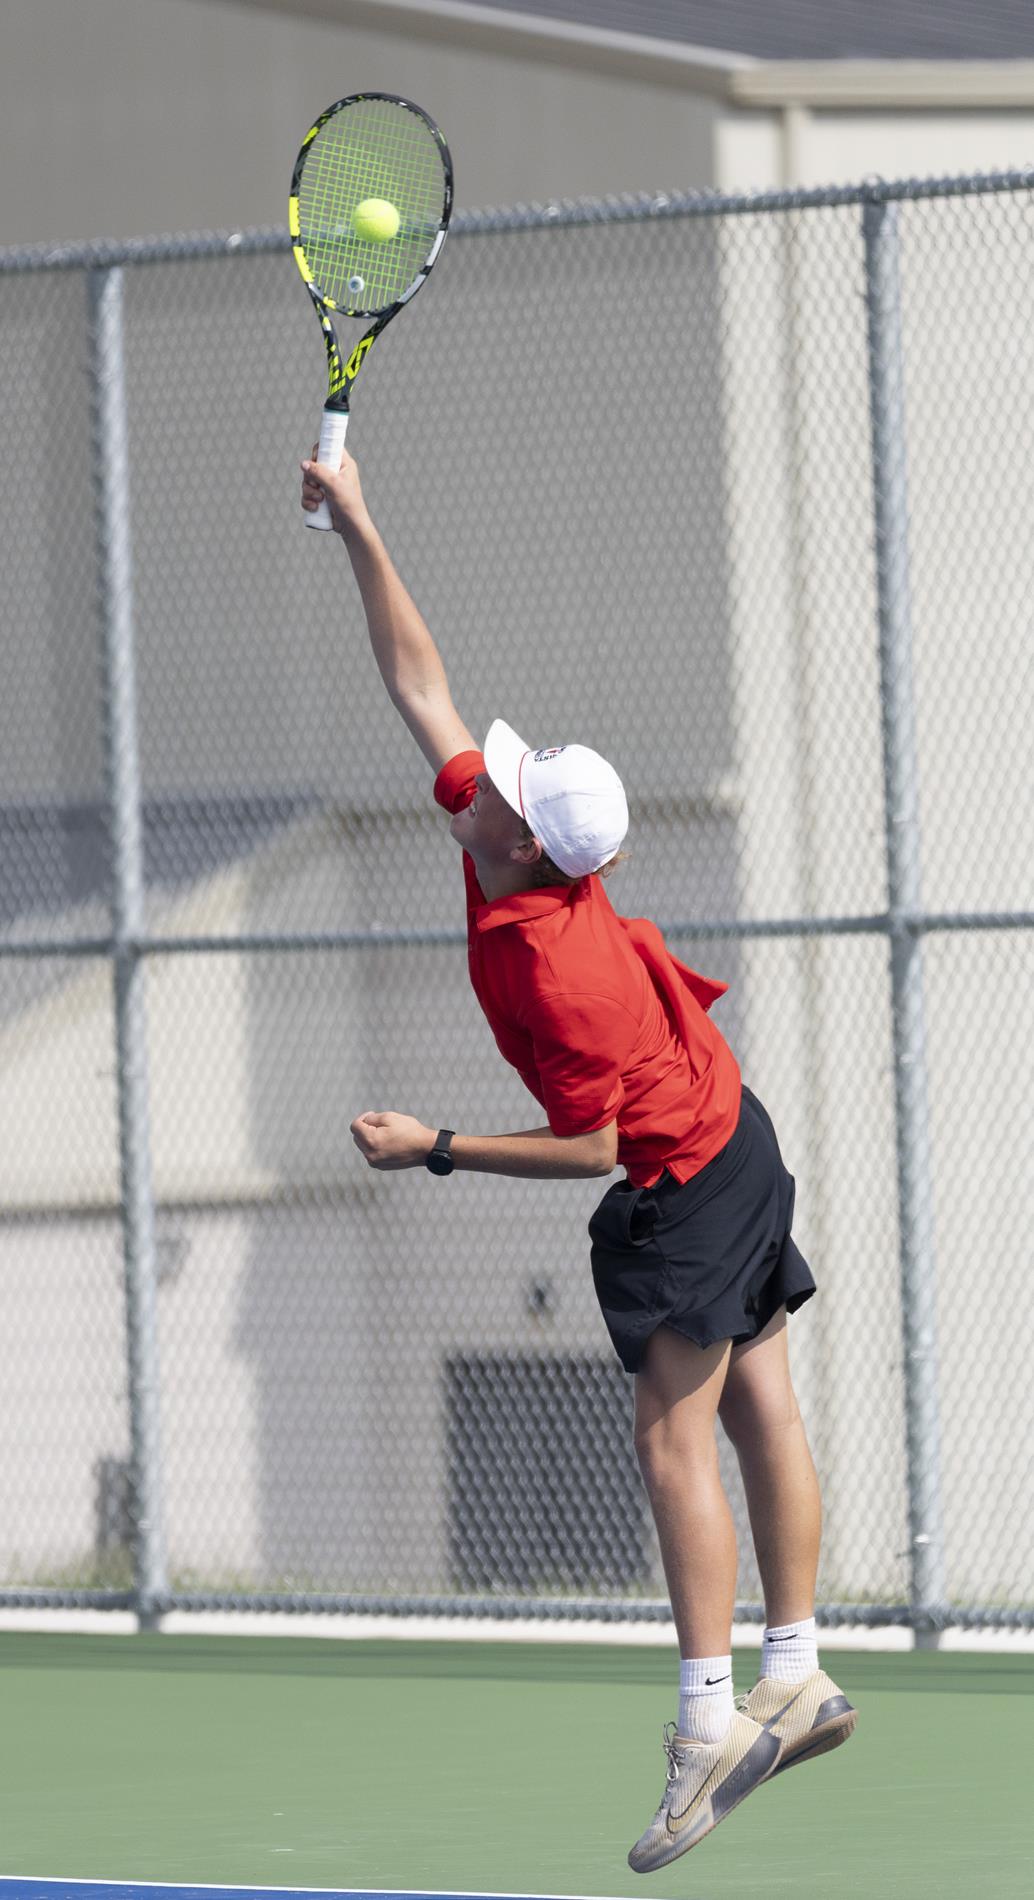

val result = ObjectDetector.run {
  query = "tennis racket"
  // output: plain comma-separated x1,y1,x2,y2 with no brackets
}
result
289,91,453,529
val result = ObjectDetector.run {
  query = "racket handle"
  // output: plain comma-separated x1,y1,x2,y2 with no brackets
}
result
306,407,350,530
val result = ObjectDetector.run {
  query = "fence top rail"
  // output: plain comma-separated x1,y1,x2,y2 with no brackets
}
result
3,163,1034,274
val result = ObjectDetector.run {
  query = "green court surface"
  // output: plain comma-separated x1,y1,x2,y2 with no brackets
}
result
1,1633,1031,1898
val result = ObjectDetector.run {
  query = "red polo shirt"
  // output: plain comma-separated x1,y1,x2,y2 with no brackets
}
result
434,750,742,1187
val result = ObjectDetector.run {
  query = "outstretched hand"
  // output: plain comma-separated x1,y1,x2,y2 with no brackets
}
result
350,1110,438,1170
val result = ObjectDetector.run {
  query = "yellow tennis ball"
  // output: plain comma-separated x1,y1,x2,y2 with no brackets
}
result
352,198,400,242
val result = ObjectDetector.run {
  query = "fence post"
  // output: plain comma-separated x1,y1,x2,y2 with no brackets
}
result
861,198,947,1647
87,264,167,1631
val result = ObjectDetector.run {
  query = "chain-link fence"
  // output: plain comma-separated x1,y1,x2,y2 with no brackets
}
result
1,170,1032,1637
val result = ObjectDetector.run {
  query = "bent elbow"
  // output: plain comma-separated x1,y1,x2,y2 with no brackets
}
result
591,1126,619,1175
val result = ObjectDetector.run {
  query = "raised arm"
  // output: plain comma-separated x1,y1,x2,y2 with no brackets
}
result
301,447,477,772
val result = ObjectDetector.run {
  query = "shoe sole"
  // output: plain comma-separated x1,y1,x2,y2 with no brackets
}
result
769,1706,857,1776
628,1728,781,1873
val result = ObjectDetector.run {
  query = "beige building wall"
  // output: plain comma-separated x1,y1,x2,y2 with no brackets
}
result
10,0,1034,254
710,130,1034,1610
2,0,724,247
6,0,1034,252
716,105,1034,193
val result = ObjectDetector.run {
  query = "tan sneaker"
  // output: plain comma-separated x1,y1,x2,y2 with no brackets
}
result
627,1712,781,1872
740,1668,857,1775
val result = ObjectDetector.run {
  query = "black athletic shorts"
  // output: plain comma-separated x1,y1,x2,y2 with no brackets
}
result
588,1085,816,1374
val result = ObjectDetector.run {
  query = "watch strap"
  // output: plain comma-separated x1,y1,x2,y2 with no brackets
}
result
426,1128,456,1174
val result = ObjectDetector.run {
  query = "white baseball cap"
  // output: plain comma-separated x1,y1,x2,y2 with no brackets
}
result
483,718,629,879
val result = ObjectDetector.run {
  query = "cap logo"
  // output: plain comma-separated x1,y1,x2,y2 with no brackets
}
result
534,747,567,762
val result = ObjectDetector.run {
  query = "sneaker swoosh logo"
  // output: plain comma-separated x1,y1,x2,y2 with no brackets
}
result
667,1800,713,1840
765,1632,797,1641
761,1690,804,1728
668,1779,721,1834
667,1753,724,1830
705,1674,730,1685
666,1731,777,1833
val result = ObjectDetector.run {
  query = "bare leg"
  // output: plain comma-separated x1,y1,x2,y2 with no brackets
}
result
717,1306,821,1627
634,1326,737,1657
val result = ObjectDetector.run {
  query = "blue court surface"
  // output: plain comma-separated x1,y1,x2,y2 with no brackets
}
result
0,1887,621,1900
0,1887,618,1900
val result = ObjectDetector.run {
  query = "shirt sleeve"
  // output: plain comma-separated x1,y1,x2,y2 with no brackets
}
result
433,749,485,815
522,991,635,1137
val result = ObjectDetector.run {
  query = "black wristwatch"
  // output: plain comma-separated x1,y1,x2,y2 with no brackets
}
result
425,1129,456,1176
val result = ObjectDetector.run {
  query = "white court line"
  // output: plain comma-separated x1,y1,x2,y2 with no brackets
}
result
0,1882,634,1899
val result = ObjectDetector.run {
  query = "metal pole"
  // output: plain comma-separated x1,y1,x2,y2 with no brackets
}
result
87,265,167,1630
862,201,947,1647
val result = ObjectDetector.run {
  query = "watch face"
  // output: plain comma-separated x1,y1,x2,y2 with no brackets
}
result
426,1148,454,1176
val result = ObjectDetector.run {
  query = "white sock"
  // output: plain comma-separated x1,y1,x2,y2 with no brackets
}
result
677,1655,734,1743
758,1615,818,1682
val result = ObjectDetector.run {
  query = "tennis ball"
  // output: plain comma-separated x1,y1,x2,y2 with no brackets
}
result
352,198,400,242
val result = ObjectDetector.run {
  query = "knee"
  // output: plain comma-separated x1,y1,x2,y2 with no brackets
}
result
634,1417,719,1493
718,1379,801,1451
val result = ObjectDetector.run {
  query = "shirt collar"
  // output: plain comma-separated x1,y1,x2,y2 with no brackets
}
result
474,883,582,932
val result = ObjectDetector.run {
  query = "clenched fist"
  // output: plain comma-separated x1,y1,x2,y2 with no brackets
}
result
350,1111,438,1170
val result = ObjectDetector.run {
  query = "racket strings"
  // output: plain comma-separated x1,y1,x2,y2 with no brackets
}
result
296,100,447,314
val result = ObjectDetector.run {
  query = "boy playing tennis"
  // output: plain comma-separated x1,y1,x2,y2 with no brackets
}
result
302,447,857,1870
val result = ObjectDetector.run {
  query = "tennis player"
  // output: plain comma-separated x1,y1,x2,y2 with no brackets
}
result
302,447,857,1869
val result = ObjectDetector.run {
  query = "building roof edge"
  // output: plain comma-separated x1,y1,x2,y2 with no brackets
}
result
228,0,752,96
225,4,1034,110
732,58,1034,109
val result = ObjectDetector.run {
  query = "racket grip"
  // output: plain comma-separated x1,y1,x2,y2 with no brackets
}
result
306,407,351,530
